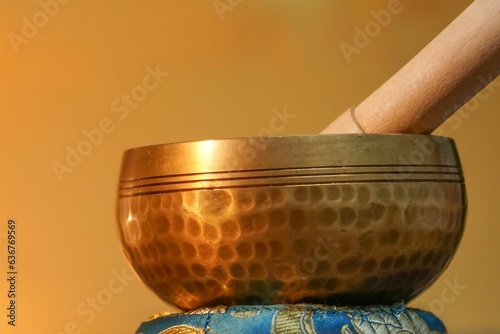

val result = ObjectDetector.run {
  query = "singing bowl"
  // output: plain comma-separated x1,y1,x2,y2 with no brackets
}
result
116,134,466,310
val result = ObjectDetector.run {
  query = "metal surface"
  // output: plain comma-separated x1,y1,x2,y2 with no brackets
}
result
116,134,466,310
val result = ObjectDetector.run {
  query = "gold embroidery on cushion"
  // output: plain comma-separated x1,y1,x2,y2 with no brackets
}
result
271,308,316,334
159,324,205,334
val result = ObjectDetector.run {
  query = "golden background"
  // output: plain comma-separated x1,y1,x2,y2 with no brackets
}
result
1,0,499,333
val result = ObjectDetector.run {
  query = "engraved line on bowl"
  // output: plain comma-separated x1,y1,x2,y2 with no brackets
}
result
119,166,463,190
118,174,463,195
119,164,462,183
118,180,465,198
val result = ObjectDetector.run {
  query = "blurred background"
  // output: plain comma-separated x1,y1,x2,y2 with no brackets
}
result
1,0,499,333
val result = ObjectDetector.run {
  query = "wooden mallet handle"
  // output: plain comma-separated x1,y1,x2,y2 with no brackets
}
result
322,0,500,134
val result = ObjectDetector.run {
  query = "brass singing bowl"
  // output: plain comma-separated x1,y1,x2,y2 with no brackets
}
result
116,134,466,310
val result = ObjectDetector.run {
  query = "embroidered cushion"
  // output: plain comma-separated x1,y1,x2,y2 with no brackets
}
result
136,303,446,334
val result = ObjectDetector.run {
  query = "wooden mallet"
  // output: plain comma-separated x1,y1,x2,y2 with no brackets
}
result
322,0,500,135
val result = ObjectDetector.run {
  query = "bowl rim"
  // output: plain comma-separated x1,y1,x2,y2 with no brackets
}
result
119,134,461,182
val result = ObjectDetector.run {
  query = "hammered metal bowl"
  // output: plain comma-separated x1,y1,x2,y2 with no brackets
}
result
116,134,466,310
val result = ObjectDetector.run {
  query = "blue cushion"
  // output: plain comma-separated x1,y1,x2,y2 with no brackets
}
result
136,303,446,334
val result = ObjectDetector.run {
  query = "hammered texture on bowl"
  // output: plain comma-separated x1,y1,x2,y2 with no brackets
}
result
116,134,466,310
116,181,465,310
